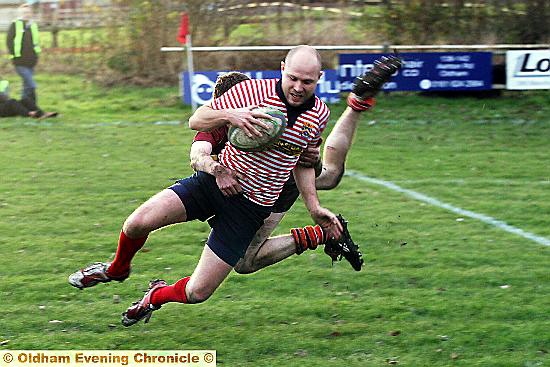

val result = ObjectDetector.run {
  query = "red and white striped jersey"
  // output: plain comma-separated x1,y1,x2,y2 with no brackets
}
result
211,78,330,206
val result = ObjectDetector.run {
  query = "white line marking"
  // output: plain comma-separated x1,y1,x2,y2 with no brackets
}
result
346,170,550,246
393,179,550,186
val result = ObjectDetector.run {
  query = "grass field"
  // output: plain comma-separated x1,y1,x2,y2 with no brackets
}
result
0,74,549,367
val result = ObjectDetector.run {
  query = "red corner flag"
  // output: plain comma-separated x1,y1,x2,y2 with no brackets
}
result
177,12,189,44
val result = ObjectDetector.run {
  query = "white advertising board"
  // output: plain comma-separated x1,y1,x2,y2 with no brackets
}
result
506,50,550,90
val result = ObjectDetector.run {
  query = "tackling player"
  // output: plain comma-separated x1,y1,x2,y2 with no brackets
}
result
192,53,402,274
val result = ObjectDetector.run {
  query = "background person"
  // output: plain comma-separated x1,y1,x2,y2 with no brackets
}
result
0,78,57,119
6,3,41,103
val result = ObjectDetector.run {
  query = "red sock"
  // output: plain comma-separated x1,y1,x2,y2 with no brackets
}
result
107,231,148,277
347,95,376,112
151,277,190,306
291,225,327,254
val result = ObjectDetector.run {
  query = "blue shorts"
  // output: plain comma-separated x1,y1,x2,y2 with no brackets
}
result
273,176,299,213
272,163,324,213
169,171,272,266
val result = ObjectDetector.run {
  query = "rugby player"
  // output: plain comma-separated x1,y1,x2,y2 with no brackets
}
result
69,45,344,326
190,71,368,273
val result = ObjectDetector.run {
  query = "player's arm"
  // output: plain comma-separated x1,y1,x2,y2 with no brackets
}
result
297,144,323,179
189,104,272,137
188,105,231,132
190,140,243,197
293,164,342,240
297,141,321,167
189,140,217,174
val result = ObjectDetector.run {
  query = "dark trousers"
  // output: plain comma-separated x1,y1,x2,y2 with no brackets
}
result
0,97,41,117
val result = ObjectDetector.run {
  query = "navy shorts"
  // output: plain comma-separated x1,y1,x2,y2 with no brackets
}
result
169,171,272,266
272,176,299,213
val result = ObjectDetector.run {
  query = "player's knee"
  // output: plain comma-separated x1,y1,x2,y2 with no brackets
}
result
122,214,150,238
323,175,343,190
186,287,213,304
233,261,257,275
317,166,344,190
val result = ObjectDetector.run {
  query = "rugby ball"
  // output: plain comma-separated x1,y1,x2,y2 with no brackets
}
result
228,107,286,152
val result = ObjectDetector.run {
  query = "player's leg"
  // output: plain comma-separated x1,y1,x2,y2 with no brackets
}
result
316,107,361,190
68,189,188,289
317,54,402,191
122,189,187,238
108,189,187,276
121,187,270,326
240,214,364,273
235,211,340,274
234,181,318,274
183,245,234,303
69,172,220,290
234,174,358,274
234,212,289,274
121,244,233,327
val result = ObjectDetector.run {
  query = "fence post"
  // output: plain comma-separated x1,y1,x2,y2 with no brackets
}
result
185,35,197,112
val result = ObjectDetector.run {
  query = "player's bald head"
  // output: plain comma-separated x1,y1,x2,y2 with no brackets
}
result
280,45,323,107
284,45,322,72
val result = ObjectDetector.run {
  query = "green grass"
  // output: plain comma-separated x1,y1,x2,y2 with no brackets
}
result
1,74,549,367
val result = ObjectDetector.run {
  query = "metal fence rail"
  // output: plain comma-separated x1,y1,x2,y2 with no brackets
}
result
161,44,550,53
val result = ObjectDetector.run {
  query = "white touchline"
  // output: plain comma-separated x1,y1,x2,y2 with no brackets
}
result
346,171,550,246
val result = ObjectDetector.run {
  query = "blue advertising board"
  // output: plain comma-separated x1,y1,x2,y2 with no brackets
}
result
339,52,493,92
180,52,493,105
181,69,341,106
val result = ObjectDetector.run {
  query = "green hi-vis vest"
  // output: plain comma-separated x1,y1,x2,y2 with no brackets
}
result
0,80,9,94
11,19,42,58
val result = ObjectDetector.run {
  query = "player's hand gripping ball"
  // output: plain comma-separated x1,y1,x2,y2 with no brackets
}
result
228,107,287,152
